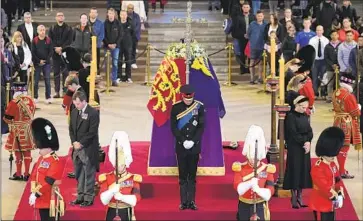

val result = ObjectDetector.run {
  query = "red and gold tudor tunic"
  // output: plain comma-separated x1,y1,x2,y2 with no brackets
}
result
232,162,276,204
332,87,361,149
3,95,36,151
99,172,142,209
309,158,344,213
30,152,63,209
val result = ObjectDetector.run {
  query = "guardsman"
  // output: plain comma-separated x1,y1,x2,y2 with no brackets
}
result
332,73,361,179
170,84,205,210
3,81,36,181
98,131,142,221
232,125,276,221
309,127,345,221
29,118,65,221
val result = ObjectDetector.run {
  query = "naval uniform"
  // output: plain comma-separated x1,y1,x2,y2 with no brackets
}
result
170,100,205,205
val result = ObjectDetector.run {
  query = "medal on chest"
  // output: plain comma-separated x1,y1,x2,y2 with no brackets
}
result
258,171,267,179
192,108,198,116
120,180,133,187
40,161,50,169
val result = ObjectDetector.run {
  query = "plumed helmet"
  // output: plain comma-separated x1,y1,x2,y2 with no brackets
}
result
315,127,345,157
62,47,83,72
340,72,356,85
108,131,133,168
31,118,59,151
242,125,267,161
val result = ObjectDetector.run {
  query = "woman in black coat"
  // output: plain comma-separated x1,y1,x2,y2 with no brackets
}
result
282,25,297,62
264,14,285,43
283,95,313,209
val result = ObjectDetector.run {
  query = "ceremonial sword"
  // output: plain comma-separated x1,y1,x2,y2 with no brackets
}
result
250,140,259,221
114,139,121,221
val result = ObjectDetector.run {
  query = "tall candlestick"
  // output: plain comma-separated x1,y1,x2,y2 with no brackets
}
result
270,38,276,77
90,36,97,102
279,56,285,105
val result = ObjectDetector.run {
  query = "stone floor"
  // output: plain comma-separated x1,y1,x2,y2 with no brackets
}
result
1,82,362,220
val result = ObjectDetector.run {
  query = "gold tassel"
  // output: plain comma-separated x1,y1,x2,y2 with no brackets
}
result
131,207,136,221
50,199,56,217
264,202,270,221
354,144,362,151
59,199,65,216
31,181,36,192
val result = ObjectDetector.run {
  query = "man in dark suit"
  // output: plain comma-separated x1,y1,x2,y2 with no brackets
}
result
279,8,301,32
69,90,100,207
231,2,254,74
170,84,205,211
17,12,38,47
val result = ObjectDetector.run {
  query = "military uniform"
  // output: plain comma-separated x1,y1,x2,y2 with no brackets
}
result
98,131,141,221
3,82,36,181
232,162,275,220
170,85,205,209
29,118,65,221
332,73,361,178
99,172,142,220
309,127,346,221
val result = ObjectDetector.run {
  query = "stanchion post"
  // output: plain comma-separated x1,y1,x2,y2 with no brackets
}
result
50,0,53,11
335,66,339,90
142,44,152,86
6,82,10,105
262,50,267,91
100,50,115,94
30,66,35,99
224,43,237,86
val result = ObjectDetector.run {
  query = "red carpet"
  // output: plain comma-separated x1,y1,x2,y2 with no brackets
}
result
14,142,359,220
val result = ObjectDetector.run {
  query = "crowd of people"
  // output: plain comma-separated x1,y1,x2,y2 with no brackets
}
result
229,0,362,102
1,4,148,107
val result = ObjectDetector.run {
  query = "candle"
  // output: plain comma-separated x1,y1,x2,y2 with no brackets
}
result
279,55,285,105
89,36,97,101
270,38,276,77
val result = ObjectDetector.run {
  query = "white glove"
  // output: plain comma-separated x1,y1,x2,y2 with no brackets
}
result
110,184,121,194
188,140,194,148
311,106,316,114
254,188,272,201
29,193,36,206
114,192,123,201
183,140,190,149
337,195,344,208
359,104,361,110
250,178,259,190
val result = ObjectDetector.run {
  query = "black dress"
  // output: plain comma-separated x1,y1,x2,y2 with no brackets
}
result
283,110,313,190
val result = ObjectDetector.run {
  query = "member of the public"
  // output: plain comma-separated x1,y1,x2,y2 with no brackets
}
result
170,84,205,210
98,131,142,221
88,7,104,74
16,12,38,47
11,31,32,83
69,90,100,207
283,95,313,209
332,73,361,179
309,126,345,221
3,81,36,181
232,125,275,220
29,118,65,221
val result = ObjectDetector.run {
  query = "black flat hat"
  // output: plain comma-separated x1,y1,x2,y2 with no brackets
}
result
180,84,195,94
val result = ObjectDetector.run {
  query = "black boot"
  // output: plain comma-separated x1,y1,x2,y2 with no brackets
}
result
291,190,299,209
9,173,23,181
297,189,308,207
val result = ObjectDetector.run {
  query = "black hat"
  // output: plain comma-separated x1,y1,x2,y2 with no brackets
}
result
295,45,316,73
62,47,83,71
31,118,59,151
315,127,345,157
83,53,92,63
180,84,195,94
11,81,27,92
340,72,356,85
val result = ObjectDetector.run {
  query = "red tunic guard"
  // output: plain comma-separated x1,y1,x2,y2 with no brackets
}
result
3,83,36,181
29,117,65,221
299,76,315,115
309,158,344,213
233,125,275,221
309,126,346,221
332,81,361,178
99,172,142,220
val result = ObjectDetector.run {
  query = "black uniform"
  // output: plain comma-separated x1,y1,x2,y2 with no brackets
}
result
170,98,205,208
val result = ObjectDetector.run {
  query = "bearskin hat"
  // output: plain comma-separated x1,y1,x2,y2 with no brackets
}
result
295,45,316,73
315,127,345,157
31,118,59,151
62,47,83,72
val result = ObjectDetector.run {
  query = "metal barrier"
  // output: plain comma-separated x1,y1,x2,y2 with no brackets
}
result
100,50,115,94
